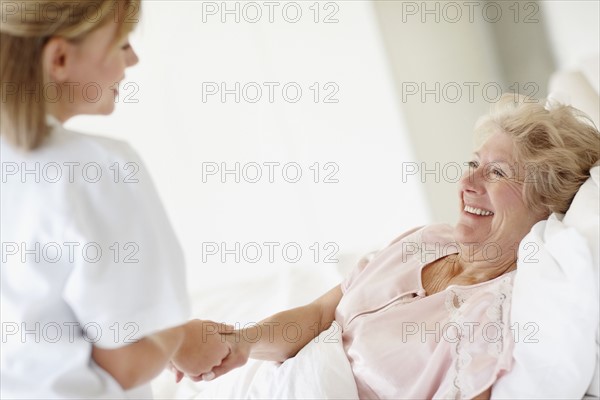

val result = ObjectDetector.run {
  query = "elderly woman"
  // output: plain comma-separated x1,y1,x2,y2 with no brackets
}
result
194,95,600,399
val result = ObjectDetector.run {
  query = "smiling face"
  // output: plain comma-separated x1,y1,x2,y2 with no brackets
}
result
455,131,547,254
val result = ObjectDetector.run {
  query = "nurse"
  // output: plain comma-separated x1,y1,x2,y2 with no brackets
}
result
0,1,229,398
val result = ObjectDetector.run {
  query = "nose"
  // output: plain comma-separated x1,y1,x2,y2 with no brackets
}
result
459,164,486,195
126,45,139,67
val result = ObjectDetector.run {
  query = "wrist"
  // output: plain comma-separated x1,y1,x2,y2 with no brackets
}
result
239,325,261,357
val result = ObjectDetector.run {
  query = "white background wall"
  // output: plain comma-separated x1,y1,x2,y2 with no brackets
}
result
66,1,432,307
541,0,600,70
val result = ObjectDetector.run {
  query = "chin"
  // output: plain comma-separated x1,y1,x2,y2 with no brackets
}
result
98,104,116,115
78,102,115,116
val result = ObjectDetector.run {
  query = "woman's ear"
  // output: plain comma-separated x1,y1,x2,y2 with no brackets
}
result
42,37,74,83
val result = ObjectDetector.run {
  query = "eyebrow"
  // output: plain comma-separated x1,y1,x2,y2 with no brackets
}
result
473,151,511,165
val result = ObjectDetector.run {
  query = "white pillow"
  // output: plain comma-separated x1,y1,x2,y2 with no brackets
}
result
563,166,600,271
563,166,600,397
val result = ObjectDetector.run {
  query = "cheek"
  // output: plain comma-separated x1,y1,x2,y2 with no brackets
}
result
491,183,527,215
105,52,127,73
96,63,121,86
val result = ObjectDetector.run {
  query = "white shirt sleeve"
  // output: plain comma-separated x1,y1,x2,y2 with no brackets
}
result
60,137,190,349
2,127,191,398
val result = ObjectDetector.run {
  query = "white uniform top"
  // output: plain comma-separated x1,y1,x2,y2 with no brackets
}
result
0,117,190,399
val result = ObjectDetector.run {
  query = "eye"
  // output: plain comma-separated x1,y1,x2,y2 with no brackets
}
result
492,168,506,178
468,160,479,169
121,42,131,50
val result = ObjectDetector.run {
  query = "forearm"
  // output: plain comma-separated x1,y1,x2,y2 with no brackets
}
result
244,285,342,362
246,304,325,361
92,324,185,390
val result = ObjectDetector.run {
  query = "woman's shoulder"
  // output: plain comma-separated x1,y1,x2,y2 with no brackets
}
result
1,123,156,227
1,122,142,168
45,124,141,165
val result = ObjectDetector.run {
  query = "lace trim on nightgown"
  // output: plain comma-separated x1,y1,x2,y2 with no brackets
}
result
442,274,514,399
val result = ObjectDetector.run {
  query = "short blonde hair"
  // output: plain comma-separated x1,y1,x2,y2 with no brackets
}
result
0,0,140,150
475,94,600,215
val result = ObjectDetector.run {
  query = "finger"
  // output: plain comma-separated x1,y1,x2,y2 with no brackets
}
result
167,361,183,383
209,322,235,333
220,324,236,333
205,352,248,380
201,371,216,381
168,362,185,383
167,362,176,374
181,349,229,383
175,369,184,383
201,319,235,329
188,373,205,382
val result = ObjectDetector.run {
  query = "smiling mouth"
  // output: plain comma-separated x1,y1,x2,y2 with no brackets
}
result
464,205,494,216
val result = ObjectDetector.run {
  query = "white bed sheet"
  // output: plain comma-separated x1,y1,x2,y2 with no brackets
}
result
169,322,359,400
152,263,347,399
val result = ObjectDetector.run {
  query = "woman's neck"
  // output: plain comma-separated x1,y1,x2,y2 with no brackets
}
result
453,244,517,285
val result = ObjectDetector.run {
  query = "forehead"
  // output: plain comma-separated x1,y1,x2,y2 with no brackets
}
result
474,132,516,163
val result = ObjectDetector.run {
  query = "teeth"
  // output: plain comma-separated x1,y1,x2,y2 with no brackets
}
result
464,205,494,216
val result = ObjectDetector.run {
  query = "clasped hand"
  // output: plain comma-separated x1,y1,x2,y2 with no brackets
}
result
168,320,250,383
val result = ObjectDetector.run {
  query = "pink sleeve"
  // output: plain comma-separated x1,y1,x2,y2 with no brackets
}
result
341,226,424,293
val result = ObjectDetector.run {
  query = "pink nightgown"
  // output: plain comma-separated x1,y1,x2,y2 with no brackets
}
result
335,224,515,399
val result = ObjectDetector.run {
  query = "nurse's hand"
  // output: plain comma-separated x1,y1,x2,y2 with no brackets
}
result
170,319,231,379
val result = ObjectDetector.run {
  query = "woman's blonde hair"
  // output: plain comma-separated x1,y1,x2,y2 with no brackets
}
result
0,0,140,150
475,94,600,215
